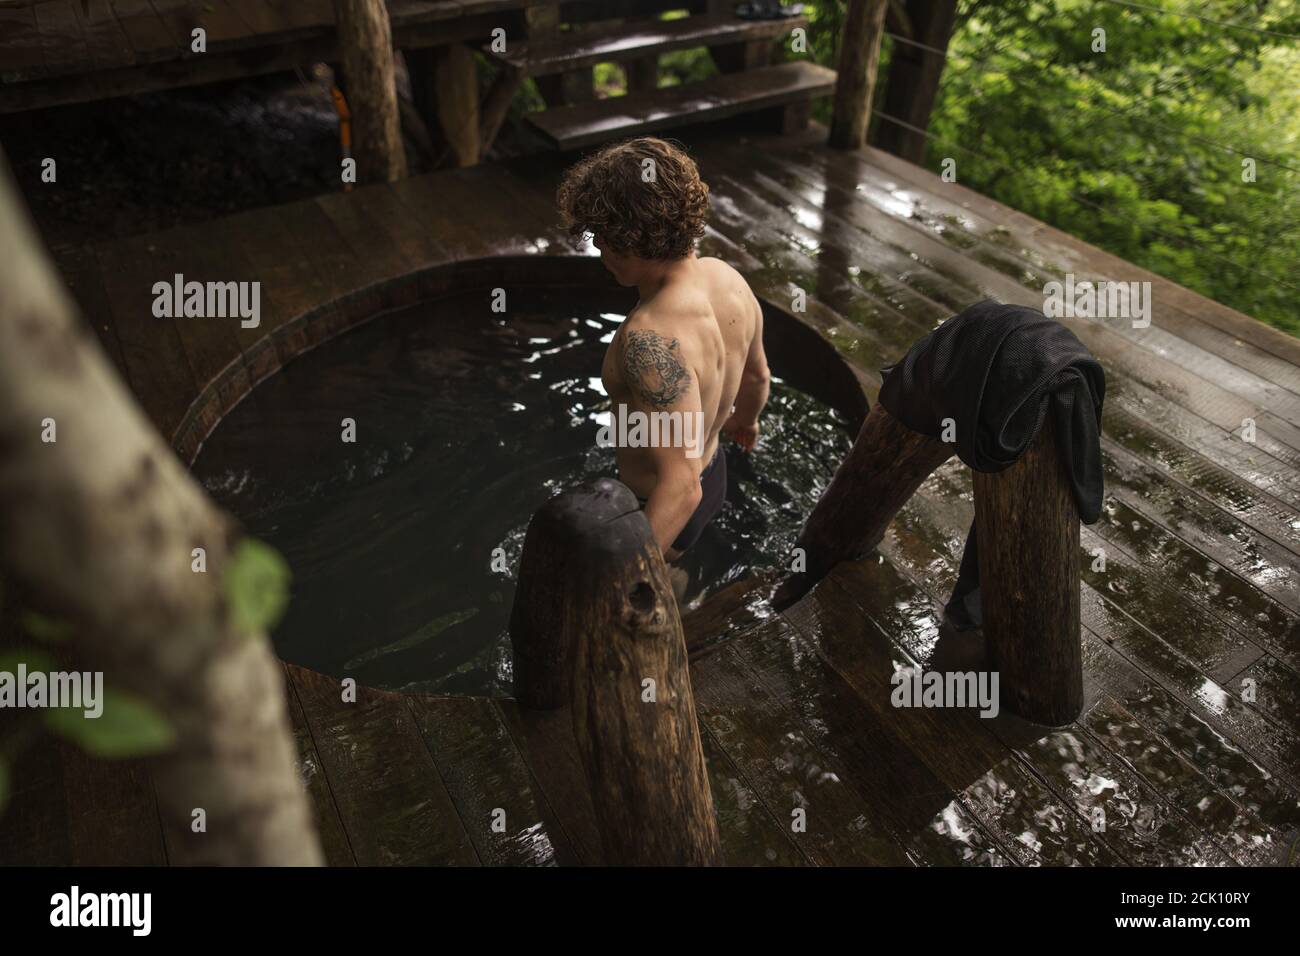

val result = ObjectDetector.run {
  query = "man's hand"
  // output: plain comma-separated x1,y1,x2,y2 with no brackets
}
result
723,412,760,452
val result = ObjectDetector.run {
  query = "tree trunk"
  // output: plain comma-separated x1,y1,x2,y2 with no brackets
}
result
874,0,958,162
973,417,1083,726
333,0,408,183
774,403,954,608
512,479,723,864
828,0,889,150
0,155,323,865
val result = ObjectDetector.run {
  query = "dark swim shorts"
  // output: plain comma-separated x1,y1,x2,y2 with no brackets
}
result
637,449,728,554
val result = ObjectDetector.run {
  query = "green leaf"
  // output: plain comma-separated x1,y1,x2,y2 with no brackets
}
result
223,537,291,635
44,688,176,759
21,611,72,644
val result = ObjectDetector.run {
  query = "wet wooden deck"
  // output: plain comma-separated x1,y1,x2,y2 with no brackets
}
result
3,124,1299,865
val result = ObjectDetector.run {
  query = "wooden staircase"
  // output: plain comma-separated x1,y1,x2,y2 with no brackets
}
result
482,2,834,152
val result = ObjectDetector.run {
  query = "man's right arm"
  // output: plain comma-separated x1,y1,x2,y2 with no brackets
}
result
724,300,770,451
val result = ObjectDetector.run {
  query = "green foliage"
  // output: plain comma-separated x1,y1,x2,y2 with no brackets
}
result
44,689,176,759
223,537,292,635
935,0,1300,334
800,1,1300,335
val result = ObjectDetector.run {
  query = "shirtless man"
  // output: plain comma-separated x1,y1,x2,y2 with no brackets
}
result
557,137,770,562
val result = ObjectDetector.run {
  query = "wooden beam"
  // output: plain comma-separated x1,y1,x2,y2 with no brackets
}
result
873,0,958,162
973,417,1084,726
408,42,481,168
332,0,408,182
828,0,888,150
774,403,954,608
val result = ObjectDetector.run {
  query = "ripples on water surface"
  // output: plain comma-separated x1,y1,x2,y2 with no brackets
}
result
196,288,852,695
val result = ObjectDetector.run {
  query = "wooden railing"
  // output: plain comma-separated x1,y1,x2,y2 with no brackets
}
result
510,478,724,865
775,404,1085,727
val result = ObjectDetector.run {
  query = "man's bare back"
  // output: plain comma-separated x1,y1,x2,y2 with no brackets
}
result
601,254,769,557
558,135,770,560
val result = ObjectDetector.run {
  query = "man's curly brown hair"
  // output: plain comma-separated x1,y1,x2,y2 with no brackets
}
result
556,137,709,261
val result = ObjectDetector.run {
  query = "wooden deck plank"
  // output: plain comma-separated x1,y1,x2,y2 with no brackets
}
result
732,614,1020,866
830,533,1287,866
707,137,1300,442
288,666,479,865
405,695,560,866
77,0,137,71
765,137,1300,450
921,459,1275,683
0,4,52,80
1100,440,1299,614
1003,725,1232,866
109,0,182,60
282,663,356,866
775,138,1300,398
691,637,920,866
55,242,128,375
1089,489,1299,673
704,141,1300,584
0,736,74,865
91,232,200,439
917,463,1300,782
1083,694,1286,866
881,477,1300,798
151,217,256,429
495,700,603,865
696,725,811,866
32,0,91,78
60,745,167,865
784,572,1118,866
856,137,1300,374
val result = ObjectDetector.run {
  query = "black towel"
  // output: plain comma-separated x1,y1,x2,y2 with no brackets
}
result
876,300,1106,629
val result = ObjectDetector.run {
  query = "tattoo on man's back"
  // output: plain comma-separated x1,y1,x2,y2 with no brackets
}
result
623,329,690,408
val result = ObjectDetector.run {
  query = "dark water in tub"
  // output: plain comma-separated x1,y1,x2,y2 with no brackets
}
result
195,287,852,696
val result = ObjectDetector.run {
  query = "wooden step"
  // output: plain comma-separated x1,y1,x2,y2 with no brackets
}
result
527,60,836,150
484,12,808,76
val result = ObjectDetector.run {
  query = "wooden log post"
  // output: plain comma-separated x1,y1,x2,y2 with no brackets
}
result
332,0,408,183
874,0,958,162
973,417,1083,726
828,0,889,149
529,2,595,107
509,478,724,865
406,42,481,168
774,403,954,608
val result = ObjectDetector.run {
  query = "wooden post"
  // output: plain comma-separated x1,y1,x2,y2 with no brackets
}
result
828,0,889,149
510,478,724,865
774,403,953,608
874,0,958,162
528,2,595,107
332,0,408,182
973,418,1083,726
407,43,481,168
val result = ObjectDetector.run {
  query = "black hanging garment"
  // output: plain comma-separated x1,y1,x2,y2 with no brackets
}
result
876,300,1106,629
